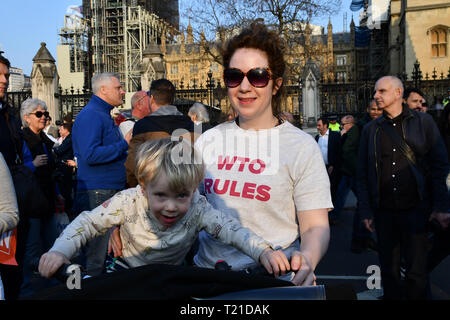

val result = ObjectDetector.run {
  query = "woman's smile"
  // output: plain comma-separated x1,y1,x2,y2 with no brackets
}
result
238,96,257,104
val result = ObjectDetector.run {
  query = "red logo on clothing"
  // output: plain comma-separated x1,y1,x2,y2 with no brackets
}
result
205,156,271,201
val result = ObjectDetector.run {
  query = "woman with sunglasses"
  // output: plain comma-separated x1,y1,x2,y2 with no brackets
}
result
19,98,61,296
193,22,332,286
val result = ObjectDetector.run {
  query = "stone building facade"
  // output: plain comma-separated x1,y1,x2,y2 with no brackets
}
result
31,43,59,122
162,20,368,121
389,0,450,78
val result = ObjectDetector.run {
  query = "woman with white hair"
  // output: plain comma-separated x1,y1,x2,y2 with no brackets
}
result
188,102,212,133
19,98,60,297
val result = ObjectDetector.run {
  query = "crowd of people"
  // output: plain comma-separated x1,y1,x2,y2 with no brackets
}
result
0,21,449,301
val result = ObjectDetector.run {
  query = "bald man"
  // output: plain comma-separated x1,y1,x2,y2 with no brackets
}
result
119,91,151,137
356,76,449,300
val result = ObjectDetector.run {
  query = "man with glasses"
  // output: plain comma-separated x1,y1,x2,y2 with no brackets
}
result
124,79,195,188
328,116,358,224
336,115,376,252
118,90,151,138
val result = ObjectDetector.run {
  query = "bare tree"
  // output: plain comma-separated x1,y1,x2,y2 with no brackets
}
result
182,0,341,78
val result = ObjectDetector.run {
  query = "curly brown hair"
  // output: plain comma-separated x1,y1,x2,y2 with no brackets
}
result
221,22,286,117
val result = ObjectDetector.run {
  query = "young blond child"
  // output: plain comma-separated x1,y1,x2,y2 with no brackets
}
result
39,138,290,278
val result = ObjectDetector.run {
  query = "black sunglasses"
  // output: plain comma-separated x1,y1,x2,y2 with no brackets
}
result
223,68,273,88
30,111,50,118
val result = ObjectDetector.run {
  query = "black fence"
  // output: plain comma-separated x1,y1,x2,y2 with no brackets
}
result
319,63,450,122
174,81,226,125
3,90,32,119
3,87,92,121
55,86,92,119
5,61,448,126
320,77,373,120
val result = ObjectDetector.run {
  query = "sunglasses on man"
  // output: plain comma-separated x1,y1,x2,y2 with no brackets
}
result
223,68,273,88
30,111,50,118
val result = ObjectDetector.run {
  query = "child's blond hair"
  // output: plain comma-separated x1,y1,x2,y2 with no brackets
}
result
135,138,205,193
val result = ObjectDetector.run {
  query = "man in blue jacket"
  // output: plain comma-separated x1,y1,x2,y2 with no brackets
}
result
72,72,131,276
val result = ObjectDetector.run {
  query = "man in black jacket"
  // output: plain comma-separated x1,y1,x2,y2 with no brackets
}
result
315,117,342,224
0,52,27,300
356,76,449,300
0,54,23,167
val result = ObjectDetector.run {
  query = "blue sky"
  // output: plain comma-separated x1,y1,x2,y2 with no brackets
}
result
1,0,358,76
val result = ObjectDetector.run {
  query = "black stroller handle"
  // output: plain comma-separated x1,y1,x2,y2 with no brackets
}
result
197,285,327,300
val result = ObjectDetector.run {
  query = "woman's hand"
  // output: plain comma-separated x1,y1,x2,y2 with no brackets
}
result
290,251,316,286
107,226,123,257
259,248,290,277
38,251,70,279
32,154,48,167
363,219,375,233
66,160,77,168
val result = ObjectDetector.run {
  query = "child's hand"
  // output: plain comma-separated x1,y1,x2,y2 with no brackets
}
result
107,226,123,257
259,248,290,277
38,251,70,279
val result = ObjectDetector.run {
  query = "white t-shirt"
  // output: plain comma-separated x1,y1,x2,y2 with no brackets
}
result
119,119,135,138
317,129,330,165
193,120,333,270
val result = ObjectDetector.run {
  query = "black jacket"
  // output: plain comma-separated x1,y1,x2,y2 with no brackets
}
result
0,103,23,167
356,107,449,220
22,127,57,218
125,110,195,187
53,134,74,163
341,125,360,177
315,129,342,169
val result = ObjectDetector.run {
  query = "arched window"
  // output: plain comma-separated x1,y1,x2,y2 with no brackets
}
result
431,27,447,57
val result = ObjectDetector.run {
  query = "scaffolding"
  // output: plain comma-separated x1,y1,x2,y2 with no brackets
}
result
359,0,390,80
86,0,178,92
59,14,89,77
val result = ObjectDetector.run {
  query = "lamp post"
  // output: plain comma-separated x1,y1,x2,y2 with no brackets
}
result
207,65,214,107
412,60,422,89
298,77,304,128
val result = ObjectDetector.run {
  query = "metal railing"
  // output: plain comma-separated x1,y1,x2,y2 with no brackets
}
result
5,60,447,127
4,90,32,119
55,86,92,119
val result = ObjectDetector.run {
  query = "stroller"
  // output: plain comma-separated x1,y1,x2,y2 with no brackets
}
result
25,260,356,300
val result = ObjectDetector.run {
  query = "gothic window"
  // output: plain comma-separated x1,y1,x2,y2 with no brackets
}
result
190,64,199,74
431,27,447,57
211,62,219,72
336,55,347,66
337,71,347,82
171,64,178,75
190,78,198,88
